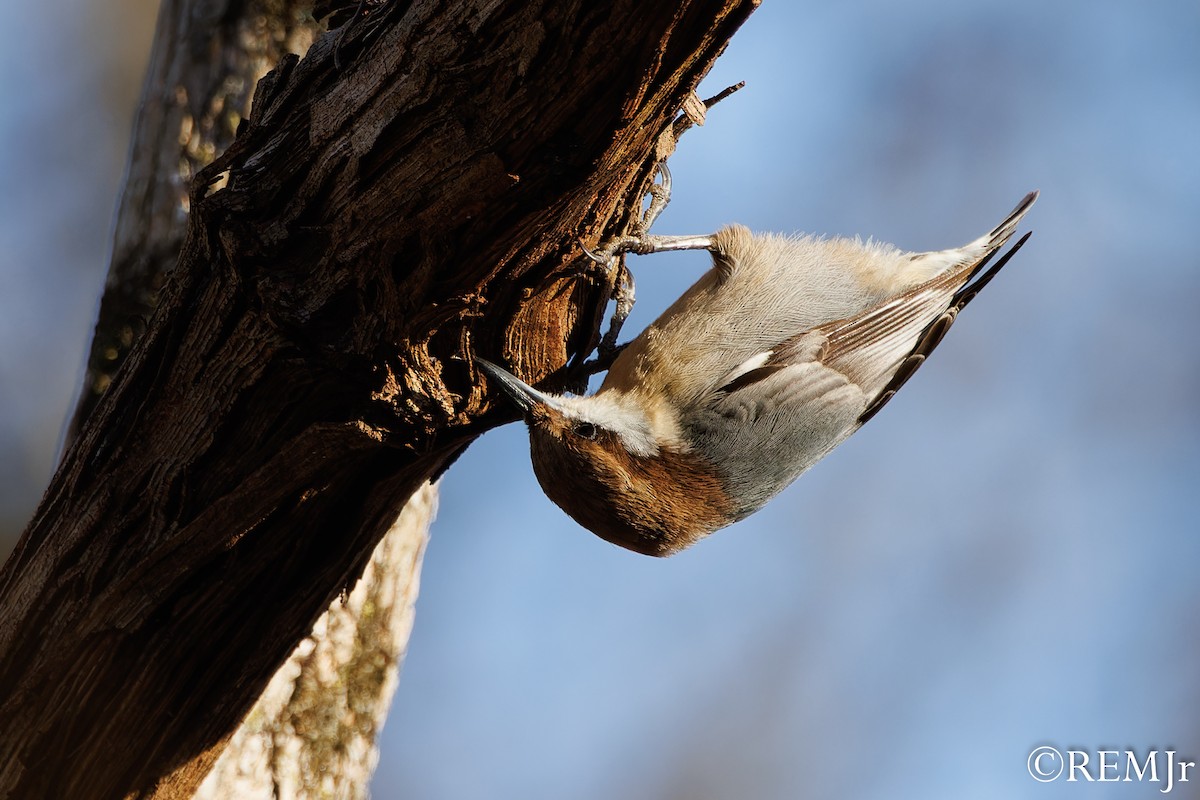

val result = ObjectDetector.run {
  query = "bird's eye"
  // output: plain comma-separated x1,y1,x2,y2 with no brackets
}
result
573,422,598,440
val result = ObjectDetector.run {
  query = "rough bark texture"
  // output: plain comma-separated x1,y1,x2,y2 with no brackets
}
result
0,2,759,798
60,3,434,797
69,0,322,435
195,482,435,800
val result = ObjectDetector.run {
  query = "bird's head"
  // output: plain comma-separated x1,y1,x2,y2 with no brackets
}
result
475,358,733,556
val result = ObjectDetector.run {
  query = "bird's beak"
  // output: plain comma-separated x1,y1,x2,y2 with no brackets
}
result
475,357,560,415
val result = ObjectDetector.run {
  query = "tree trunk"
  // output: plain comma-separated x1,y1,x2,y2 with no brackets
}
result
61,2,437,797
194,481,436,799
0,2,759,798
67,0,322,434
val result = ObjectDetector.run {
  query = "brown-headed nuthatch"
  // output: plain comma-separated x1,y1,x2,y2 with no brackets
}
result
478,178,1037,557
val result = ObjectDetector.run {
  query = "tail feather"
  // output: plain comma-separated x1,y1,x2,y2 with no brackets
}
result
987,191,1039,245
856,223,1034,425
903,190,1038,280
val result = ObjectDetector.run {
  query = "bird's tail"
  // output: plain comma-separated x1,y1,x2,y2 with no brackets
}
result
905,190,1039,281
850,191,1039,424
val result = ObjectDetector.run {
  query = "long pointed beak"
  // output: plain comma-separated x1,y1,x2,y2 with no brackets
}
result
475,357,559,414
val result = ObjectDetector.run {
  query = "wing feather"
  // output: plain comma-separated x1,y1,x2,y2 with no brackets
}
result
711,227,1033,426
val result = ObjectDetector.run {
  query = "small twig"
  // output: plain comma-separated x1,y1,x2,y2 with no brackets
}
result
671,80,745,140
704,80,746,108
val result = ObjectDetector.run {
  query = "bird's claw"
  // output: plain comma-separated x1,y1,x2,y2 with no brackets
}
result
579,162,675,265
639,162,672,234
579,238,612,266
598,262,636,361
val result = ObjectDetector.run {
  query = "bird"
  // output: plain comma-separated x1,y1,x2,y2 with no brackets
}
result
477,189,1037,557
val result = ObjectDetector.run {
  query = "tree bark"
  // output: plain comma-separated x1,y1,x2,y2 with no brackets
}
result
194,481,435,800
0,2,759,798
61,2,435,797
68,0,322,434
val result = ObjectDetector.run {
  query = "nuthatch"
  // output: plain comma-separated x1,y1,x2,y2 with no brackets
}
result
478,180,1037,556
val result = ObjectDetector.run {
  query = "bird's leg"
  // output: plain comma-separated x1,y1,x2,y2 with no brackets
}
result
572,251,635,374
581,163,715,366
636,160,673,235
597,261,635,362
581,163,716,265
612,233,717,255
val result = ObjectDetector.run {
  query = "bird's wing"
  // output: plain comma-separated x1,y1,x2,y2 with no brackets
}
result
835,228,1032,424
711,197,1035,428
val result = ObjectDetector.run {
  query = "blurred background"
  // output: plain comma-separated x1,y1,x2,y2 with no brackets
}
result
2,1,1197,798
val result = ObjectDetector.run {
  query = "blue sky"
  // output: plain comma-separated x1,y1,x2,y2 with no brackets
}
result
1,1,1197,798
